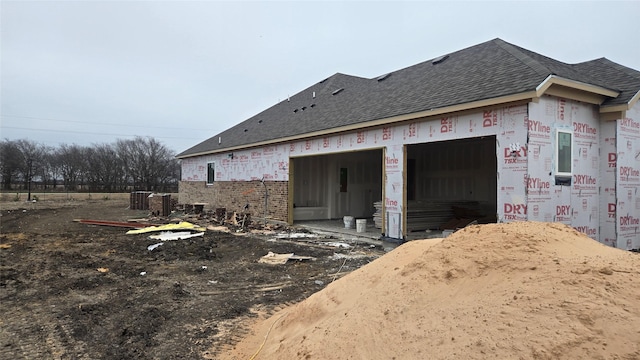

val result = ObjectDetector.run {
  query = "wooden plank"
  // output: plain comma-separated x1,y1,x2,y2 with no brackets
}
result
73,219,157,228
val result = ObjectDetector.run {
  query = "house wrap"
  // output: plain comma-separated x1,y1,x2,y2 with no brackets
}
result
177,38,640,249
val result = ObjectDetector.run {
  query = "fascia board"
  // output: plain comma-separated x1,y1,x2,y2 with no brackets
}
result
536,75,619,99
600,89,640,113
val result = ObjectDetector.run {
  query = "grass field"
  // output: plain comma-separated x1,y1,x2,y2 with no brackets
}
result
0,191,132,203
0,192,159,211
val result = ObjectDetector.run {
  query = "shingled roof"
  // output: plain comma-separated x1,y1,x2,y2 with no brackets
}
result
177,38,640,158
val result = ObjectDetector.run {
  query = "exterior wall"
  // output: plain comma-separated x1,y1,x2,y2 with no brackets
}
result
181,145,290,182
179,181,210,204
616,103,640,249
181,97,639,246
527,96,600,240
180,104,529,238
178,180,288,222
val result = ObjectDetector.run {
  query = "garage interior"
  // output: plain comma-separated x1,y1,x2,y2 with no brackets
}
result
292,149,383,222
406,135,498,234
291,136,497,239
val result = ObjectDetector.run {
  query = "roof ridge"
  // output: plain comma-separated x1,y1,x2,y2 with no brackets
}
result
596,58,640,81
492,38,550,78
318,73,350,91
177,38,640,158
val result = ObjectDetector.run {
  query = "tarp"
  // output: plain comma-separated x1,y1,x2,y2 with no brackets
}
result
126,221,206,234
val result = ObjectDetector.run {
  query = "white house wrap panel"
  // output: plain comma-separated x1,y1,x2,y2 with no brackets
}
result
616,104,640,249
496,106,529,222
528,96,601,238
600,120,618,248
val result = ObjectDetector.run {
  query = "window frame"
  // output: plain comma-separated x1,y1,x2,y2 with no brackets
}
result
555,129,573,179
206,162,215,185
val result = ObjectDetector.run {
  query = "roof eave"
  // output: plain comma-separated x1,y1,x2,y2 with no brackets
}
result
536,75,620,105
600,88,640,114
177,91,539,159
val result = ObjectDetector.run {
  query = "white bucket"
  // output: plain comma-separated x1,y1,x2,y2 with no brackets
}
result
356,219,367,233
343,216,354,229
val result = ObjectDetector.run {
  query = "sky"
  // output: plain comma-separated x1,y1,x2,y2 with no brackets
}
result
2,1,640,154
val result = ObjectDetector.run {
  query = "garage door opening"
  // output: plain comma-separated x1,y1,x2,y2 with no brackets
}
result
291,149,383,223
406,136,497,236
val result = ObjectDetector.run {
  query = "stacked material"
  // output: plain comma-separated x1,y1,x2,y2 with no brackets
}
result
372,201,383,228
406,200,485,232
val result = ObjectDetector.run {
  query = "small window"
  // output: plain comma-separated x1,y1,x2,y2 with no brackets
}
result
555,129,572,181
339,168,347,192
207,162,215,184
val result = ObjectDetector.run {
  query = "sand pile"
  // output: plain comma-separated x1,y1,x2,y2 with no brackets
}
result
222,222,640,360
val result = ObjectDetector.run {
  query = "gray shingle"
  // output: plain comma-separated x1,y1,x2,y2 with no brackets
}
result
177,38,640,158
572,58,640,106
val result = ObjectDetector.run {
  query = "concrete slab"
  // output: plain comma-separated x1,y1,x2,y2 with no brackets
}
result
294,219,446,252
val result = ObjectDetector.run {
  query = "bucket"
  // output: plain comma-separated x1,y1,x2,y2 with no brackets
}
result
343,216,354,229
356,219,367,233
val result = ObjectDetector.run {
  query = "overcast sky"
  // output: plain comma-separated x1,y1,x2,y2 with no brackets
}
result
2,1,639,154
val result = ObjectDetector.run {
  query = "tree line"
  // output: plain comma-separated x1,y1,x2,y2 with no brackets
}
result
0,137,180,193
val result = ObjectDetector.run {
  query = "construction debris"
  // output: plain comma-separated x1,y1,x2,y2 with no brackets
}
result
207,225,231,233
74,219,157,229
147,242,164,251
258,252,315,265
125,221,205,234
148,231,205,241
275,232,318,239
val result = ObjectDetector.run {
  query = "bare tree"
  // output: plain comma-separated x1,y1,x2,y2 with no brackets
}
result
116,137,176,191
53,144,87,191
1,137,179,192
84,143,125,192
0,140,22,190
38,148,57,190
14,140,47,190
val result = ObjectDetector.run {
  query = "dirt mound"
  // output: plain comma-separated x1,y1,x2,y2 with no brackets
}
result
222,222,640,359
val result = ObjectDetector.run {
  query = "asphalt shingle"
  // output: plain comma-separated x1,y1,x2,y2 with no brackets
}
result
177,38,640,158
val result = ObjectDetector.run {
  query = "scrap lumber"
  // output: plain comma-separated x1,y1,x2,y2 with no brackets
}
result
372,200,488,232
74,219,157,229
406,200,485,232
258,251,315,265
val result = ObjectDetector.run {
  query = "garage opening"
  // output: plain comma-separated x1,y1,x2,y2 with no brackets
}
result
406,136,497,236
292,149,383,223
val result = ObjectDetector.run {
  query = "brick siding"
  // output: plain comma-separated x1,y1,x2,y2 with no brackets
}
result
178,180,288,222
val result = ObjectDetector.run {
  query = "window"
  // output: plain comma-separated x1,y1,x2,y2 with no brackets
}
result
555,129,572,183
207,162,215,184
339,168,347,192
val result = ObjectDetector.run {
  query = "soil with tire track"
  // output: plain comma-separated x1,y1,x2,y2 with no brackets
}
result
0,199,382,359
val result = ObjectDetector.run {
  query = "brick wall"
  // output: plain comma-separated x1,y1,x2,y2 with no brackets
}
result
149,194,172,216
178,180,288,222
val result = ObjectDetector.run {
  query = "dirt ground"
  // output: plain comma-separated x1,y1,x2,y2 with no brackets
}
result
0,197,383,359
